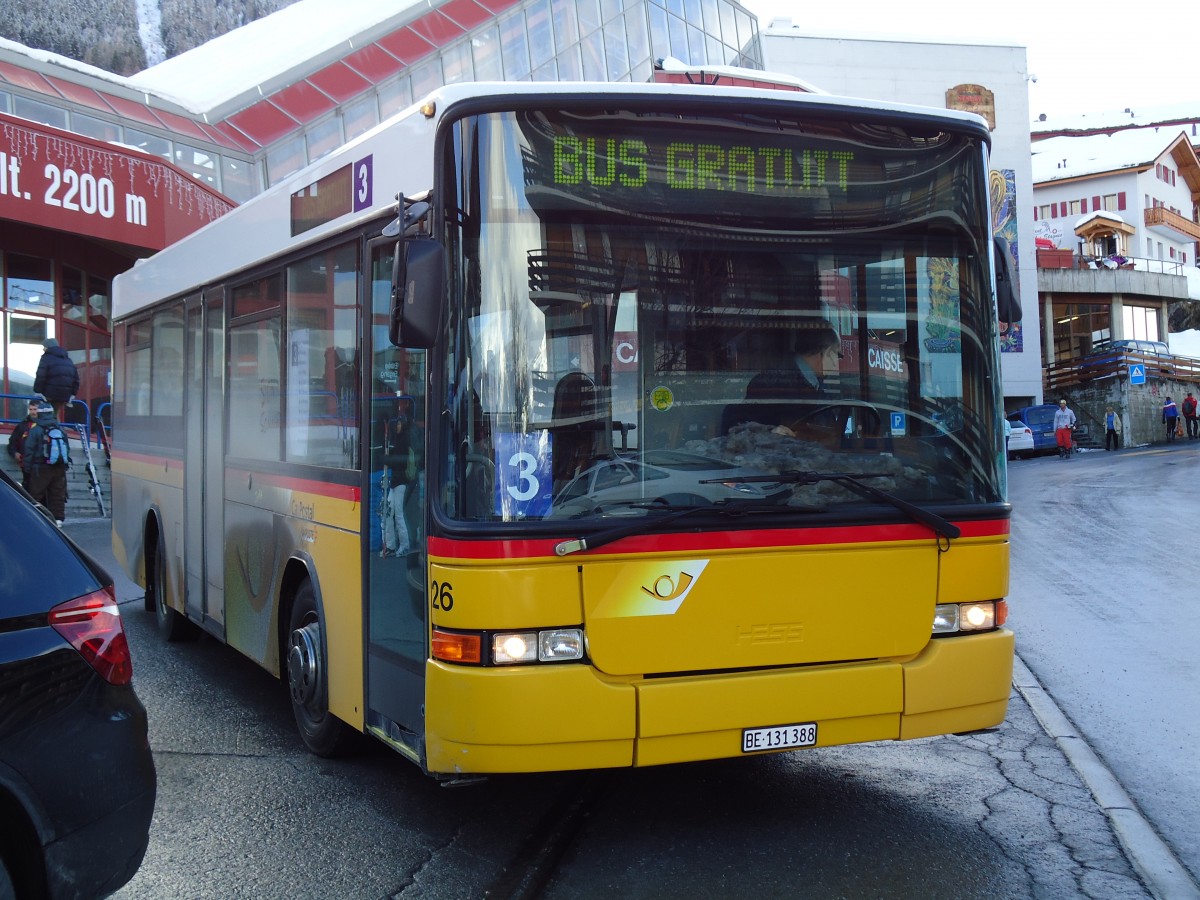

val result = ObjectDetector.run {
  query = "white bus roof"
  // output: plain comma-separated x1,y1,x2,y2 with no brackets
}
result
113,80,989,320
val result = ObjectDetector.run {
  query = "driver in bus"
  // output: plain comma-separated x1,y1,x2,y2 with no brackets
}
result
724,322,843,441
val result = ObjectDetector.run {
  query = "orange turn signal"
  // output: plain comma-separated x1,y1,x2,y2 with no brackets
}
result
432,628,481,664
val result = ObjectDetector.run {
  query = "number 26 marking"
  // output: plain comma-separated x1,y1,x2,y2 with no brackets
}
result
431,580,454,612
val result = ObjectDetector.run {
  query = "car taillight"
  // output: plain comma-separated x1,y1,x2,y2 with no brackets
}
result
49,586,133,685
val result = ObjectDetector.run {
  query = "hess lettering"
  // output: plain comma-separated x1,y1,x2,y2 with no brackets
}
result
736,622,804,646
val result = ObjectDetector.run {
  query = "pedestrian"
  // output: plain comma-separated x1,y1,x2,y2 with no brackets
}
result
1182,391,1199,439
5,398,40,489
1103,406,1122,451
381,399,417,557
33,338,80,421
1053,398,1077,459
21,401,70,525
1163,396,1180,442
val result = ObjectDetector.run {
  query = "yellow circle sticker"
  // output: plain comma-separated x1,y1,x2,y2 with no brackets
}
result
650,385,674,412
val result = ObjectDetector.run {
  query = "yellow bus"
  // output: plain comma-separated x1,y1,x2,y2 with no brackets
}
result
111,79,1013,776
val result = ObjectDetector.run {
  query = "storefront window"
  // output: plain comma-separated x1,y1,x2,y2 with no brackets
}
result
1050,302,1110,360
124,128,172,161
71,112,122,143
63,267,86,323
221,156,257,203
5,254,54,314
500,9,532,80
305,116,343,164
342,94,379,141
3,311,49,402
88,275,111,331
13,95,67,130
174,143,219,190
266,135,306,186
378,76,413,119
1123,305,1160,342
472,25,503,81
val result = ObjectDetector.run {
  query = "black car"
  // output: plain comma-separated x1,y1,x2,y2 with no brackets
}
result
0,469,155,898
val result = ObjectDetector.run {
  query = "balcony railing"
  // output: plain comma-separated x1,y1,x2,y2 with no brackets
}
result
1144,206,1200,242
1044,349,1200,392
1036,250,1190,276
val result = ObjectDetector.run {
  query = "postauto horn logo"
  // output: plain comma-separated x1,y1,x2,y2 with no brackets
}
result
595,560,709,617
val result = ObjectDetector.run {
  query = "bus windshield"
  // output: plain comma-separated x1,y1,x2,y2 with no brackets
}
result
439,104,1003,525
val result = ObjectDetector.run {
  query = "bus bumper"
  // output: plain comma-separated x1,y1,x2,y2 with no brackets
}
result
423,628,1013,774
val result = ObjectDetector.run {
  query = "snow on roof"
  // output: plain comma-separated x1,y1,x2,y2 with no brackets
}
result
760,18,1022,49
1032,100,1200,134
0,36,142,92
1074,210,1125,229
126,0,423,114
1031,126,1191,183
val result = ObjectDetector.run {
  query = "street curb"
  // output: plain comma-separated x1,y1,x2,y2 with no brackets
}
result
1013,655,1200,899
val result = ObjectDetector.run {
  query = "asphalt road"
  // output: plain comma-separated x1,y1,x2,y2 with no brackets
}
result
1007,437,1200,893
57,442,1197,899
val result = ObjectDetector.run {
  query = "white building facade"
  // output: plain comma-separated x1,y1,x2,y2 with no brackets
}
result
759,22,1044,406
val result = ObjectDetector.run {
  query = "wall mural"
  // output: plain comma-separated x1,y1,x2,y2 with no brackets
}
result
990,168,1022,352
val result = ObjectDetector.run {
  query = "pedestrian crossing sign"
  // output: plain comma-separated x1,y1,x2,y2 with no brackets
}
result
1128,364,1146,385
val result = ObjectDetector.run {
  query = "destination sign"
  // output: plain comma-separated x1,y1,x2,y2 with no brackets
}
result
551,137,854,196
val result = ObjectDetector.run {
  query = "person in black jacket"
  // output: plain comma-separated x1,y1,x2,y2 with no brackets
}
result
6,398,39,489
33,339,80,419
21,401,70,525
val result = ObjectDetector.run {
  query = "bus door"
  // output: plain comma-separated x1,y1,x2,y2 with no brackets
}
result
202,288,226,630
182,290,226,633
183,297,205,623
365,241,427,748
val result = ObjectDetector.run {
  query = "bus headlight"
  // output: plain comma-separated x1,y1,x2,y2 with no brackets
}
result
493,632,537,664
539,629,584,661
492,628,585,664
932,600,1005,635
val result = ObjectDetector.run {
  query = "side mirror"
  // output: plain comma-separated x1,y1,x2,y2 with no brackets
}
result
390,239,443,349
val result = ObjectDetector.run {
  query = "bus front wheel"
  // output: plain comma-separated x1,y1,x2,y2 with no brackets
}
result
148,531,197,642
286,581,354,757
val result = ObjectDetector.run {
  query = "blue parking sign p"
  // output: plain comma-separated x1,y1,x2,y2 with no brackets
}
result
890,412,907,435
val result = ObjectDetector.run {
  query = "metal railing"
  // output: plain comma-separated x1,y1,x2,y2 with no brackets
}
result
1045,351,1200,392
1,393,105,450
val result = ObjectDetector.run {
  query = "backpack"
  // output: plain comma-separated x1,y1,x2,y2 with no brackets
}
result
37,422,71,466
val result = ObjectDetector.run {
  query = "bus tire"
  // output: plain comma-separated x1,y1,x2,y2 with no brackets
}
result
286,581,354,757
148,528,198,642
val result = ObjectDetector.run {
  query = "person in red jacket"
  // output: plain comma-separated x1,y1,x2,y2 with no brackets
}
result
1182,392,1198,440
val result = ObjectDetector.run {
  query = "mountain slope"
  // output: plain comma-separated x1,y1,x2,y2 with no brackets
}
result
0,0,301,75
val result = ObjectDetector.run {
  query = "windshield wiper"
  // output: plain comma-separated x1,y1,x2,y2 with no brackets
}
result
553,490,801,557
702,470,961,541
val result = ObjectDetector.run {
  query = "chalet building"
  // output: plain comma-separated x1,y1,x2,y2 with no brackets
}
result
1030,127,1200,366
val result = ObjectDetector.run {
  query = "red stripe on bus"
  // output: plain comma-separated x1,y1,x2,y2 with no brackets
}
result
224,468,361,502
112,450,361,502
429,519,1008,560
112,449,183,469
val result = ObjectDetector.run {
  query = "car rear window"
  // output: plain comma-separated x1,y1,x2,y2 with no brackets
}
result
0,478,105,618
1024,407,1056,427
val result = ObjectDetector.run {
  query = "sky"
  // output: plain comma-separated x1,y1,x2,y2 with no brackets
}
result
741,0,1200,356
740,0,1195,122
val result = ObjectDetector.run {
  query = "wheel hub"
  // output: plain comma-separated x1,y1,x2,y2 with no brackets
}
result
288,621,322,708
